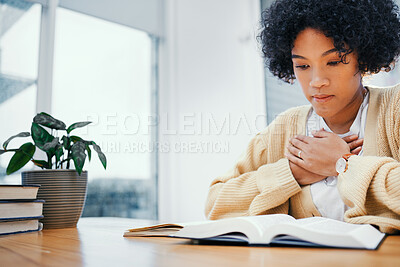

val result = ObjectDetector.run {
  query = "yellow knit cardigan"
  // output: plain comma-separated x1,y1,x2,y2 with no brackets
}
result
205,84,400,234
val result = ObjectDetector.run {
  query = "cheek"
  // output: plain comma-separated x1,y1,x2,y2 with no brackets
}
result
350,71,362,85
336,68,361,88
293,70,305,83
294,72,312,96
339,60,361,84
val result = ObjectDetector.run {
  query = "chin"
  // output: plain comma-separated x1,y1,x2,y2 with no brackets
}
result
313,108,332,119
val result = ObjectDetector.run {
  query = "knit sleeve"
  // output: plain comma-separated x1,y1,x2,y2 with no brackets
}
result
338,87,400,234
338,156,400,233
205,115,302,220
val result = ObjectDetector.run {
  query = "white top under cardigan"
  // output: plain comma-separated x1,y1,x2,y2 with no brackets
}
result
306,91,370,221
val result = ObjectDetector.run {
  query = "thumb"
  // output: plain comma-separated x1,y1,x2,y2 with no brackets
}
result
311,128,330,137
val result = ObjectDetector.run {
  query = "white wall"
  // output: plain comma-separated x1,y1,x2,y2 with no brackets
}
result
158,0,266,222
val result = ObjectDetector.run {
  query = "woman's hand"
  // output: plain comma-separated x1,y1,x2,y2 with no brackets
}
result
342,134,364,155
287,160,326,186
285,129,350,177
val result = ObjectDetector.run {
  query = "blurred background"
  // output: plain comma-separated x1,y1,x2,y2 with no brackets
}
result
0,0,399,222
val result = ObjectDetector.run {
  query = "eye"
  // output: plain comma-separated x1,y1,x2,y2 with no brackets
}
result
295,65,309,70
327,60,342,66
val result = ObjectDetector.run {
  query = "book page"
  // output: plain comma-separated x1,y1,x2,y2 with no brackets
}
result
295,217,364,233
264,217,384,249
127,223,183,232
172,216,295,242
124,221,211,237
124,228,182,237
240,214,296,238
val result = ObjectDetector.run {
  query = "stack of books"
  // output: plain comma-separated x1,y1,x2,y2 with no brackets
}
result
0,185,44,235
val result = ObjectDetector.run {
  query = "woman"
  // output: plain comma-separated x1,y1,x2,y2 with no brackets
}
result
205,0,400,233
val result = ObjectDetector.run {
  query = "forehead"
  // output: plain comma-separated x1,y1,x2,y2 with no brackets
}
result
292,28,336,55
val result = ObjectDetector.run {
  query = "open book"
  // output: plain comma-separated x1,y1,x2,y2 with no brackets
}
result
124,223,185,237
124,214,385,250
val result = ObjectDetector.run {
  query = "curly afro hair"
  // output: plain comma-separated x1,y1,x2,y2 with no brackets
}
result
259,0,400,83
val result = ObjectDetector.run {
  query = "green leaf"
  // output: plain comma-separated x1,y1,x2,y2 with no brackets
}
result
42,137,59,153
55,145,64,162
91,141,106,169
86,144,92,161
70,136,83,143
61,135,70,149
67,121,92,134
31,123,54,151
32,160,50,169
71,141,86,175
6,143,36,175
2,132,30,149
33,112,66,130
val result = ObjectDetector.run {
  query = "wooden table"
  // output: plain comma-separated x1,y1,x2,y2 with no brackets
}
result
0,217,399,267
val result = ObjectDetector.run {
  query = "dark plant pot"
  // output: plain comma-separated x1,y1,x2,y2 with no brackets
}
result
21,170,88,229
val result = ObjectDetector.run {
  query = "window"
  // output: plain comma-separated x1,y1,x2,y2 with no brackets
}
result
52,8,158,219
0,0,160,220
0,1,41,183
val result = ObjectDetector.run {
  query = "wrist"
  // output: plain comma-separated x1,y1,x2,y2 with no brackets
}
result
335,153,355,174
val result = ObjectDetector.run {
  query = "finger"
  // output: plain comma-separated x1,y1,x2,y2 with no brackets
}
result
290,161,302,168
289,137,308,151
292,135,313,144
311,129,332,138
287,144,302,159
351,147,362,155
285,152,304,168
342,135,359,143
348,139,364,150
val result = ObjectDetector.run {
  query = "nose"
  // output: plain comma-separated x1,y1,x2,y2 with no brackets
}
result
309,67,329,88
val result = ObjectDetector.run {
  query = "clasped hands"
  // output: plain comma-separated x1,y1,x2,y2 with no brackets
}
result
285,129,363,185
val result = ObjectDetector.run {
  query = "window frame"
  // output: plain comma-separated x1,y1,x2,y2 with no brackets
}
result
25,0,161,219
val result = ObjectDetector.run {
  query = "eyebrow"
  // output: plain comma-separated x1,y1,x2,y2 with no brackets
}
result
291,48,338,59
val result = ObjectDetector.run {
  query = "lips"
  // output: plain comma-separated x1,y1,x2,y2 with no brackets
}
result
312,94,334,103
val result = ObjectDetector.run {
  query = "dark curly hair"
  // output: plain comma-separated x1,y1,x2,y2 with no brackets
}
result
259,0,400,83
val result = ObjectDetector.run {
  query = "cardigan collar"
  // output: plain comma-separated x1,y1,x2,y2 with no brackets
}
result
363,86,382,156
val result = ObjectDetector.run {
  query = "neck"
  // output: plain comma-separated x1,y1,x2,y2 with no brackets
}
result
324,85,366,134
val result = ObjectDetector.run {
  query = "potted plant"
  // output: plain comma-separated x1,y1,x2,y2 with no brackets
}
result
0,112,106,229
